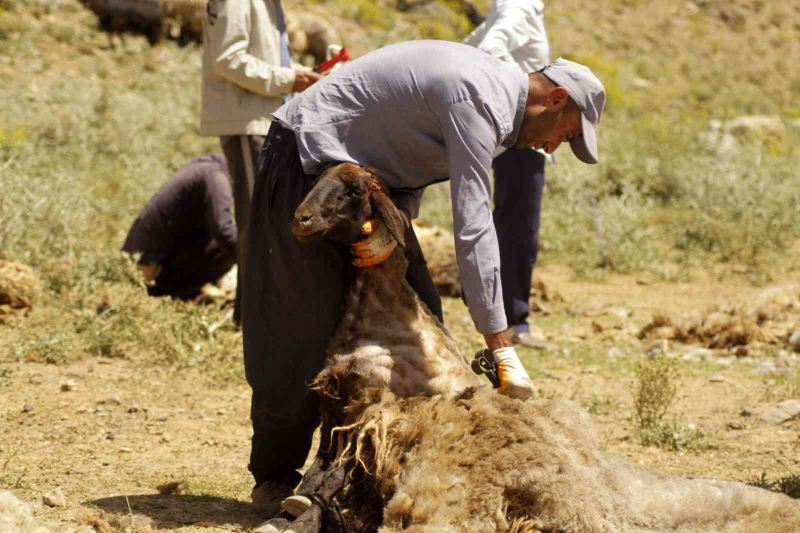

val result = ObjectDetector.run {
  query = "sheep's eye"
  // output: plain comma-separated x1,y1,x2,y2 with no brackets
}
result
348,188,364,199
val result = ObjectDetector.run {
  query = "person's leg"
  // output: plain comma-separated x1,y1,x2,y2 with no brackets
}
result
242,124,348,499
493,148,545,340
220,135,265,324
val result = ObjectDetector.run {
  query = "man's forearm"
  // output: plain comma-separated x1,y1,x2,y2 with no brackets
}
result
484,328,513,351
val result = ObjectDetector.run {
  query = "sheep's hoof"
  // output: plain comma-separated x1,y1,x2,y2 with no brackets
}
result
281,494,312,517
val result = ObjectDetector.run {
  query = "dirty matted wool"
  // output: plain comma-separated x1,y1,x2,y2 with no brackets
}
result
0,490,47,533
333,388,800,532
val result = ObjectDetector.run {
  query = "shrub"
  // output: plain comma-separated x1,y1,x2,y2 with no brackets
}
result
749,472,800,500
633,355,704,451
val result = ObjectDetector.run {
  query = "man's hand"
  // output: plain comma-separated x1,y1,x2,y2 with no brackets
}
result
493,345,534,400
292,69,320,93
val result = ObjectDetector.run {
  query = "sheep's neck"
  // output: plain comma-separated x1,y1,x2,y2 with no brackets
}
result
335,249,413,348
329,247,481,398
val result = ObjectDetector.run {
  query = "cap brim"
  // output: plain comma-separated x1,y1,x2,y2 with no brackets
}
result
570,113,599,164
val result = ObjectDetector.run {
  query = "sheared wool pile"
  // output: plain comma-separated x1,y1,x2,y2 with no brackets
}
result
639,286,800,352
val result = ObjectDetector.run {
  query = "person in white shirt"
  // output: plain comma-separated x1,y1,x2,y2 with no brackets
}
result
464,0,552,349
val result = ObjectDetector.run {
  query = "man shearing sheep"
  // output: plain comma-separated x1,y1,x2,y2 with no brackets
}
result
242,40,606,514
465,0,553,349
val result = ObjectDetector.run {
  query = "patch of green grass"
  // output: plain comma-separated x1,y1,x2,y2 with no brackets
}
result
9,329,80,365
783,369,800,398
633,355,706,451
0,2,247,379
2,0,800,387
3,255,243,378
339,0,396,31
584,394,614,416
415,18,461,40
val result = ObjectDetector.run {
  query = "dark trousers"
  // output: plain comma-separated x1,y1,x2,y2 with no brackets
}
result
493,147,545,332
242,123,441,486
221,135,266,324
147,237,235,300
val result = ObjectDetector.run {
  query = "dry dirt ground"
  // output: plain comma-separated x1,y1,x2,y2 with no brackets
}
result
2,265,799,531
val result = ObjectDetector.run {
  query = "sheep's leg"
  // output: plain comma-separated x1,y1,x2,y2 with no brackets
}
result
294,455,328,495
294,415,340,496
280,462,347,533
281,504,323,532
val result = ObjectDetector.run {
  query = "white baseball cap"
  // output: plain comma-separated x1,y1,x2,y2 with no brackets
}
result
539,58,606,164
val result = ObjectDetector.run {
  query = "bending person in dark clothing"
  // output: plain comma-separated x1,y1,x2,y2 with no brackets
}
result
122,154,237,300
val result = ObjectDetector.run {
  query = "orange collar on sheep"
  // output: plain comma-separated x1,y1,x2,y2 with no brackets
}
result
351,219,398,267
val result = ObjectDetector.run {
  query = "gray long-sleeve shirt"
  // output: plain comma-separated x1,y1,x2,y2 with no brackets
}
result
273,40,528,334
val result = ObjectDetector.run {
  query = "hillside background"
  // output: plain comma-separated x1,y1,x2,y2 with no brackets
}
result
0,1,799,529
2,0,798,284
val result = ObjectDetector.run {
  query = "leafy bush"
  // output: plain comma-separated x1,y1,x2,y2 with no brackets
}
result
634,355,676,435
633,355,704,451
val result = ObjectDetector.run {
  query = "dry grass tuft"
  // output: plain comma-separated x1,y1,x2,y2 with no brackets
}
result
156,480,188,496
0,260,41,321
74,510,116,533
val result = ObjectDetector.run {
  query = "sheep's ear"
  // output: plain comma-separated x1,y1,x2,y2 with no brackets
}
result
370,190,407,248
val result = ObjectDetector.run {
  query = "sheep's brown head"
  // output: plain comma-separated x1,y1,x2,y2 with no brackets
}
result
293,163,407,247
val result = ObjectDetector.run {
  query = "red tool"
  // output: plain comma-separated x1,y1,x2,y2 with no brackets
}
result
314,47,351,74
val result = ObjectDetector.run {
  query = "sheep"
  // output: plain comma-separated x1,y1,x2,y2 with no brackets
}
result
263,163,800,532
158,0,204,45
258,162,481,532
81,0,166,46
286,12,343,66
